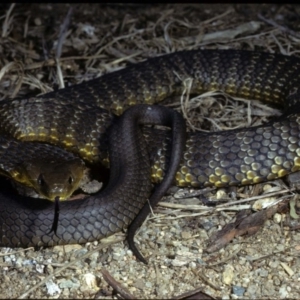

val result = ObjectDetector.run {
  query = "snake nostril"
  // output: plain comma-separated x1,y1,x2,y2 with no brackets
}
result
68,176,73,184
37,174,45,186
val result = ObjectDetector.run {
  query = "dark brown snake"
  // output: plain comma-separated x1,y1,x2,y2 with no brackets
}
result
1,49,300,251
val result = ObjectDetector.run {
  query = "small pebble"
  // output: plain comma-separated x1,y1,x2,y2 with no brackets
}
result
82,273,98,290
268,259,280,268
216,189,227,200
133,279,145,290
222,265,234,285
232,285,245,296
34,17,42,26
273,213,282,223
181,231,192,239
35,264,44,274
279,285,288,298
59,278,80,289
247,284,259,295
46,279,61,296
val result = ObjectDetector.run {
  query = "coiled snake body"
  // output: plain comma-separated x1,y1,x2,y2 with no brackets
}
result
1,49,300,247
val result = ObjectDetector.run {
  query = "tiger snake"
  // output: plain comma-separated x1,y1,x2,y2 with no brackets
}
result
0,49,300,255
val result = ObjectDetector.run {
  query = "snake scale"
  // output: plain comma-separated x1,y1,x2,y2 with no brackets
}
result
1,49,300,248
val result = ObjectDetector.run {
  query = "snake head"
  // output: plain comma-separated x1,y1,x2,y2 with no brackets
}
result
15,158,87,201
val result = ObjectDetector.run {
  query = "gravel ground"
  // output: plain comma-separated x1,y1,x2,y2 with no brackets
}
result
1,3,300,299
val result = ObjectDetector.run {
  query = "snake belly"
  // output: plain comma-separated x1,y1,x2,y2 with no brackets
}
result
1,49,300,247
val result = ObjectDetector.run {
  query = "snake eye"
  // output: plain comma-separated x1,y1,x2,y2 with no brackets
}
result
38,174,45,186
68,176,73,184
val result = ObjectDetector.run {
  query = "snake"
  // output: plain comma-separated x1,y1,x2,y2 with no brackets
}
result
1,49,300,249
0,104,186,250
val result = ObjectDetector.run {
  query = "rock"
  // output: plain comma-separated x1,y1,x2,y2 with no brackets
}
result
279,285,288,298
232,285,245,296
46,279,61,296
222,265,234,285
59,278,80,289
82,273,98,290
